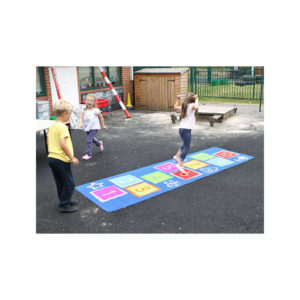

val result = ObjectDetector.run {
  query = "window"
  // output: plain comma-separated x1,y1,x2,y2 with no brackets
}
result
36,67,46,97
79,67,122,90
79,67,94,89
107,67,121,85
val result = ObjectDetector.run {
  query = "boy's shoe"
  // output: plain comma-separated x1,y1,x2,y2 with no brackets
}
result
59,205,78,213
69,200,79,206
176,164,187,174
173,155,180,163
82,154,92,160
99,141,104,151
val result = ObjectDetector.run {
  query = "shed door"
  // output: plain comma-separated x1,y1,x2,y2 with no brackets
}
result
139,76,150,108
139,76,158,109
156,75,176,110
167,76,175,109
139,75,176,110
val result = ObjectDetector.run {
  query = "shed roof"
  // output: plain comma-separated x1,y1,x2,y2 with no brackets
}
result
134,68,189,74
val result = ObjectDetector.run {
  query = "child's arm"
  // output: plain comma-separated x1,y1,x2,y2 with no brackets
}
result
79,112,84,128
192,94,199,110
60,137,79,165
174,94,181,110
98,113,107,130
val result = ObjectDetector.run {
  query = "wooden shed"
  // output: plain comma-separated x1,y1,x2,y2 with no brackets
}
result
134,68,189,111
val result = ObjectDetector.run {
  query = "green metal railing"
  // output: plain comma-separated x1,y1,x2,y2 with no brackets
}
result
189,66,264,106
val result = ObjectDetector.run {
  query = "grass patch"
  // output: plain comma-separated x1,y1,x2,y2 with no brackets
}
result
189,83,264,104
197,97,263,105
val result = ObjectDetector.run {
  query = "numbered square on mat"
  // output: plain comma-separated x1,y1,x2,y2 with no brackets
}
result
172,169,202,180
125,182,161,197
154,162,178,173
91,186,126,202
213,150,238,159
190,153,215,161
183,160,209,170
206,157,234,167
109,174,143,188
141,171,173,184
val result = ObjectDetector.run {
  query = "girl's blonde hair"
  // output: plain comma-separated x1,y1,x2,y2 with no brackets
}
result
180,93,196,119
85,94,97,109
54,99,73,116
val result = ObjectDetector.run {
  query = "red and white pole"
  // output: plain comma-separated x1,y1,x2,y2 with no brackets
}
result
51,67,62,100
98,67,131,118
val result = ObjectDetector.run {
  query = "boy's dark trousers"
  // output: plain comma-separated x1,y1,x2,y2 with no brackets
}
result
48,157,75,207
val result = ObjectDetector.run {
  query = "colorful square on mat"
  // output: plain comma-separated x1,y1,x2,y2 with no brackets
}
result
213,150,238,159
125,182,161,197
154,162,178,173
201,166,219,174
183,160,209,170
234,155,251,162
109,174,143,188
172,169,201,180
91,186,126,202
190,153,215,161
141,171,173,184
206,157,234,167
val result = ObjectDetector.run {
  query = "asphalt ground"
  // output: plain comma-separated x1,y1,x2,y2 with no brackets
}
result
36,106,264,233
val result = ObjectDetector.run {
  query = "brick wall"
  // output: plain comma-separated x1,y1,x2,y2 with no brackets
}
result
121,67,134,105
36,67,54,115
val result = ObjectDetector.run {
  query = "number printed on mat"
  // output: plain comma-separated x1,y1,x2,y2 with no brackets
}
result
125,182,161,197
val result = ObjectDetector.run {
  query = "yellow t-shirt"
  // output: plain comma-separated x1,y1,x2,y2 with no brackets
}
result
47,122,74,163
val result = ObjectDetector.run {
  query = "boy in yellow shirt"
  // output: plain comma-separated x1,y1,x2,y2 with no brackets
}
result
47,100,79,212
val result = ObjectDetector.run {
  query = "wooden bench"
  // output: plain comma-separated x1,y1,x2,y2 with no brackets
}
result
209,114,223,127
170,106,237,127
198,105,237,127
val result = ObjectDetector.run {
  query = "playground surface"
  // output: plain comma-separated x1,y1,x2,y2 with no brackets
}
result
36,104,264,233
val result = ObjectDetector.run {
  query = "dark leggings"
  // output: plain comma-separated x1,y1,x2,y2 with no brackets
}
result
48,158,75,207
179,128,192,161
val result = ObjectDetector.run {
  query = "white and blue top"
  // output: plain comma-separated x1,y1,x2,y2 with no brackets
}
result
82,108,101,132
179,103,196,129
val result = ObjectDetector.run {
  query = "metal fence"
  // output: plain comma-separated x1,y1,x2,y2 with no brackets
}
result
189,67,264,110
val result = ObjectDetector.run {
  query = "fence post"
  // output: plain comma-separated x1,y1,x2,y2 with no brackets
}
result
259,67,264,112
208,67,212,85
194,67,198,95
191,67,195,93
253,66,256,100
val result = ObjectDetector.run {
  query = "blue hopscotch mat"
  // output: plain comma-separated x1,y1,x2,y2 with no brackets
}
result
76,147,254,212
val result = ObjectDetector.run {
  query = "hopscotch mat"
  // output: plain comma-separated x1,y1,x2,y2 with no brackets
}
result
76,147,254,212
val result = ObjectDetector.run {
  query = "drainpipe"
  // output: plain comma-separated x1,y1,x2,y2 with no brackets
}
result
130,67,134,81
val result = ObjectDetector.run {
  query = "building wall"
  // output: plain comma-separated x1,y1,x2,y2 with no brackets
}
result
121,67,134,106
36,67,133,117
36,67,54,115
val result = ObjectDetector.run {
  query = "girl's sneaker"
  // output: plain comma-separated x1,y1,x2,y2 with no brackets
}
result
99,141,104,151
173,155,180,163
82,154,92,160
176,164,187,174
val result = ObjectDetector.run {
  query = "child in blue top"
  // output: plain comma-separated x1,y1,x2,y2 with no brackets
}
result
79,94,107,160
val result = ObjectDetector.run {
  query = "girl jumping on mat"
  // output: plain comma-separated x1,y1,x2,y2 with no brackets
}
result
173,93,199,173
79,93,107,160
